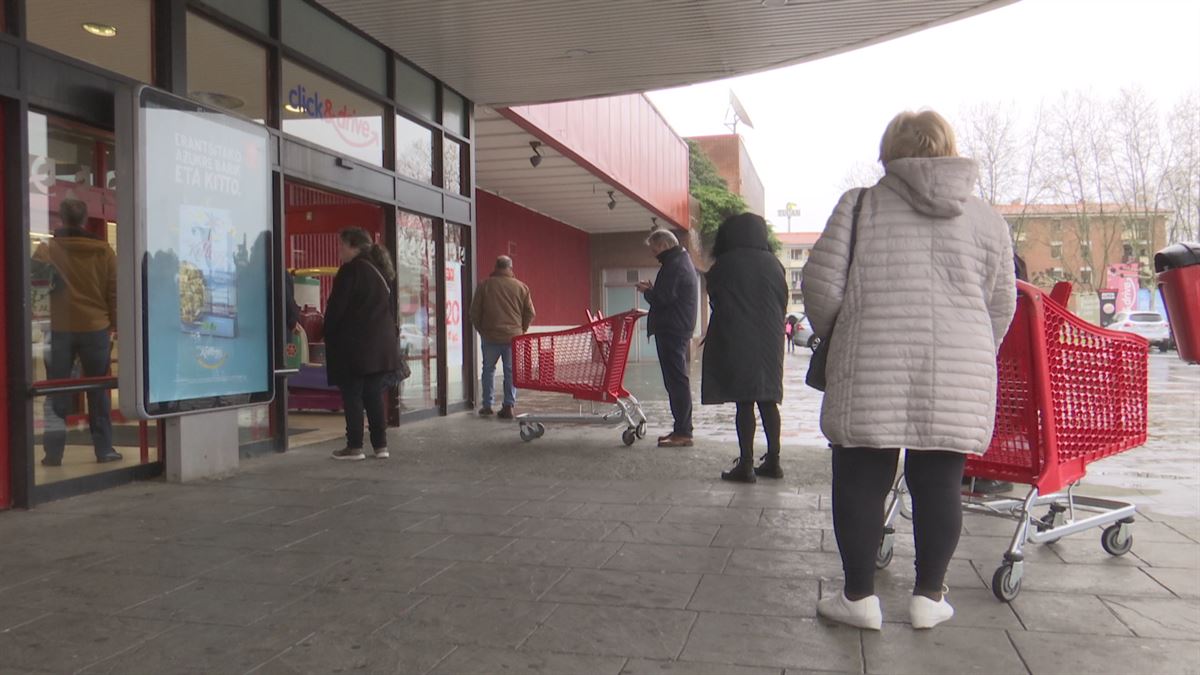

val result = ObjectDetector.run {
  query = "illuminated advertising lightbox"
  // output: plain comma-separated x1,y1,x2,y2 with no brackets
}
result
117,86,275,418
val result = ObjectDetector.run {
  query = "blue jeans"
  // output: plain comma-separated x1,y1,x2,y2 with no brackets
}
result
481,340,515,408
43,330,114,461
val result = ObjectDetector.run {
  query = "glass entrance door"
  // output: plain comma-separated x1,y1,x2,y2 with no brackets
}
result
27,111,161,487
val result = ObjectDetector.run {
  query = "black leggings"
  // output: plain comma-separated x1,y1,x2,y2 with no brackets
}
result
831,447,966,598
735,402,781,459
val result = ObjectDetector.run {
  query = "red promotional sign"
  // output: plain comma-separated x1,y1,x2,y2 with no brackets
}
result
1106,263,1140,314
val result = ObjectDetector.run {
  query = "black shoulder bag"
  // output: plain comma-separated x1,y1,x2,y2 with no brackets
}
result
806,188,867,392
365,261,413,384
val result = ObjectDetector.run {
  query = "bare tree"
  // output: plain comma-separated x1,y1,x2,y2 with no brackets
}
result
1047,90,1119,292
959,100,1054,248
1108,86,1173,283
837,160,884,193
958,100,1020,204
1164,92,1200,243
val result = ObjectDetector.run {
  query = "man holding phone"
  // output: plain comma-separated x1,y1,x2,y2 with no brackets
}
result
639,229,698,448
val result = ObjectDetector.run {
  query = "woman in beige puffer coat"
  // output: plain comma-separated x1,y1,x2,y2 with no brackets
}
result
802,111,1016,631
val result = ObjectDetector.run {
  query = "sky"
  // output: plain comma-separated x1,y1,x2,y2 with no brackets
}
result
646,0,1200,232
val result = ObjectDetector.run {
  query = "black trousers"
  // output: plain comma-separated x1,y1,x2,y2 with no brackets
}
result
654,333,693,437
831,446,966,598
339,373,388,450
735,401,780,460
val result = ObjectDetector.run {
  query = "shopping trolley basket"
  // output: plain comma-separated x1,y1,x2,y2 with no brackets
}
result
512,310,649,445
877,281,1149,601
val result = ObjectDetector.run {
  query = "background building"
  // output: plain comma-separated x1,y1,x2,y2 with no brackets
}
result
997,202,1170,319
775,232,819,318
687,134,766,216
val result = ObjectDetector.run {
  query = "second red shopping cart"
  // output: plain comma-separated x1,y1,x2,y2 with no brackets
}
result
512,309,649,445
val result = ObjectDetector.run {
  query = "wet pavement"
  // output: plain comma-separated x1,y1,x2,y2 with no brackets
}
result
0,351,1197,674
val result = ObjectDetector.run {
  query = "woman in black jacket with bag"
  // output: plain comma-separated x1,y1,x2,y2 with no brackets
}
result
325,227,398,461
702,213,789,483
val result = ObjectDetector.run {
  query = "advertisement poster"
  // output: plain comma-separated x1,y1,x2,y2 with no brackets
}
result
1106,263,1140,315
1098,289,1118,326
141,98,271,408
445,262,463,361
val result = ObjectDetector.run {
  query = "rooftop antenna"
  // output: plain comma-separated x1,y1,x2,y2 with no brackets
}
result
725,90,755,134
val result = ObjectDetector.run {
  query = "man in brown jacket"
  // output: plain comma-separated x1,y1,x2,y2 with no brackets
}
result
32,198,122,466
469,255,535,418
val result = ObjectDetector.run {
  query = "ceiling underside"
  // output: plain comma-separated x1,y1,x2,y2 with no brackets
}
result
476,108,664,233
316,0,1016,106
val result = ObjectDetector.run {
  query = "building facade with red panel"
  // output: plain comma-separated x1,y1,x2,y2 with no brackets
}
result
0,0,1016,508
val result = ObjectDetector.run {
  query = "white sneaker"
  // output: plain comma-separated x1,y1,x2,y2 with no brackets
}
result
910,590,955,629
372,448,390,459
817,592,883,631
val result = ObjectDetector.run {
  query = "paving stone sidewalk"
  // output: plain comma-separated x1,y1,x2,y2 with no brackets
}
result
1,420,1198,675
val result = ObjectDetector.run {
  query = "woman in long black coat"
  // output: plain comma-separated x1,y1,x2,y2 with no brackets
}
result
702,213,789,483
324,227,398,461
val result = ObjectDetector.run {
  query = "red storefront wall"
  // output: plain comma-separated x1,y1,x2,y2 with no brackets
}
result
501,95,690,229
475,190,591,327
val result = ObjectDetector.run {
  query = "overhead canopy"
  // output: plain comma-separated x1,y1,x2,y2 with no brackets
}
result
316,0,1016,106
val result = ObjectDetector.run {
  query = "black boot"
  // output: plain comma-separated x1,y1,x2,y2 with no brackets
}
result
721,457,757,483
754,453,783,479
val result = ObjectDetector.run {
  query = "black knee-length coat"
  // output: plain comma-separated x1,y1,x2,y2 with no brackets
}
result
701,214,788,405
324,255,398,386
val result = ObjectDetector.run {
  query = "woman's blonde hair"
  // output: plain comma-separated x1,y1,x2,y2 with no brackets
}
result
879,110,958,165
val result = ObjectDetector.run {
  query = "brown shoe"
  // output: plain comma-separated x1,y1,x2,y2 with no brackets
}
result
498,405,515,420
657,434,694,448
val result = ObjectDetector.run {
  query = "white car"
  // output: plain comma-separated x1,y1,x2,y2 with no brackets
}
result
1109,312,1172,352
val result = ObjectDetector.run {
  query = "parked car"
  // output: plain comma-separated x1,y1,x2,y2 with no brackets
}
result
789,314,817,351
1109,311,1172,352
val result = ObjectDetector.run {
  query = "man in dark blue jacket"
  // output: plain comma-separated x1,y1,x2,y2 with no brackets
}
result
638,229,699,447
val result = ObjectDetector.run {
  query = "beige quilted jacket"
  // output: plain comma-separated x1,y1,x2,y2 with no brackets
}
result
802,157,1017,455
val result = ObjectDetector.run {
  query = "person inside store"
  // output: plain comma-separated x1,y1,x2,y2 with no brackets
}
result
32,198,122,466
802,110,1016,631
469,255,536,419
325,227,399,461
638,229,699,448
701,213,788,483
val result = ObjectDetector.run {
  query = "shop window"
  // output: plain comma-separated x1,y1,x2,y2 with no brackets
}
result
397,212,438,411
281,59,385,166
26,0,153,82
443,138,466,195
187,12,269,121
194,0,270,35
282,0,386,95
396,59,437,121
445,224,469,404
443,89,467,137
396,115,434,183
27,112,158,485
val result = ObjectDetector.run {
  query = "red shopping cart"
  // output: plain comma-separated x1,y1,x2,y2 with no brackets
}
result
512,309,649,445
877,281,1149,601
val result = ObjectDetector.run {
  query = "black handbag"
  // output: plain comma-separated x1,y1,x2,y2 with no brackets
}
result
365,260,413,384
806,188,867,392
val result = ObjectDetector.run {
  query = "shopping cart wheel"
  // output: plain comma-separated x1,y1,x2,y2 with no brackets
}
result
1101,524,1134,556
991,564,1022,602
875,538,894,569
622,428,637,446
519,423,546,442
635,421,647,439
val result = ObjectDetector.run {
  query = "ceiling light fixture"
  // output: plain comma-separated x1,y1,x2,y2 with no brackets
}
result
284,103,305,114
82,22,118,38
529,141,543,168
607,191,617,211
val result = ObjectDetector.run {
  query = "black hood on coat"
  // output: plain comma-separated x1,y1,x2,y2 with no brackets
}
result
712,212,770,258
